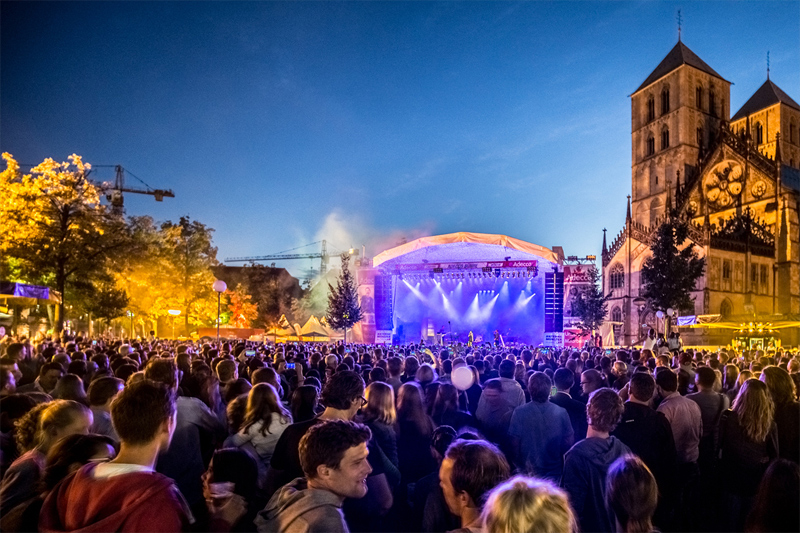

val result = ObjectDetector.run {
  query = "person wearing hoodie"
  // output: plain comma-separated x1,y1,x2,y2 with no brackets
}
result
560,387,630,533
38,380,197,533
256,419,372,533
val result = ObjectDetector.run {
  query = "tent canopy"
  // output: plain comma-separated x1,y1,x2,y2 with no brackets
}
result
0,281,61,306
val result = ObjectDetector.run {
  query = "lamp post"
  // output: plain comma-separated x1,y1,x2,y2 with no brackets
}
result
212,280,227,347
168,309,181,339
633,297,646,343
126,310,134,340
666,308,675,335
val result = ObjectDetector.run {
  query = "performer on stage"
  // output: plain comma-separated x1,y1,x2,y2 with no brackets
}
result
493,330,500,347
468,330,474,347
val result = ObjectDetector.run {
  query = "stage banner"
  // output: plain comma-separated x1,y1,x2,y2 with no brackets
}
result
357,268,377,344
373,274,394,331
375,330,392,344
563,265,592,328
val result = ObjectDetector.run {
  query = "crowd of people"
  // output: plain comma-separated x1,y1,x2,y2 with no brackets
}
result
0,333,798,533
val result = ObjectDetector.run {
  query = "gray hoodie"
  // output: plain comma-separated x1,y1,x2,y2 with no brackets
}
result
256,478,348,533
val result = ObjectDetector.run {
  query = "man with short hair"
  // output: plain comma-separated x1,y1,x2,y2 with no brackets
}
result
475,360,524,423
87,376,125,442
386,357,403,393
551,368,588,440
39,380,192,532
508,372,573,481
17,362,63,394
257,420,372,533
561,388,631,533
439,439,510,533
687,367,729,467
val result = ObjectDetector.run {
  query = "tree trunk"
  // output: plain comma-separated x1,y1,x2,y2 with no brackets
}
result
55,259,66,334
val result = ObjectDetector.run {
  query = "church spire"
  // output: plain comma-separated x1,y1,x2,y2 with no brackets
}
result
626,195,631,222
602,228,608,255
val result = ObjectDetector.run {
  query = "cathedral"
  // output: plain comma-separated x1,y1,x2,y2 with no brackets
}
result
601,39,800,348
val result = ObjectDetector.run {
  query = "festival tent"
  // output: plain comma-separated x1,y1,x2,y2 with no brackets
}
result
299,316,329,340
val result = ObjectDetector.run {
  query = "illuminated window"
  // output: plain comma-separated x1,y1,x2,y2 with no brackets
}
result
661,88,670,114
609,264,624,289
722,260,732,280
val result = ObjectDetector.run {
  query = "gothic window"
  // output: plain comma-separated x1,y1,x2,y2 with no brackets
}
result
646,135,655,156
760,264,768,294
649,198,662,227
756,122,764,145
751,264,759,293
790,121,797,144
722,259,732,292
697,127,704,149
696,86,702,108
611,307,623,339
709,91,717,117
647,97,655,122
720,299,732,317
661,128,670,150
609,264,624,289
661,88,670,115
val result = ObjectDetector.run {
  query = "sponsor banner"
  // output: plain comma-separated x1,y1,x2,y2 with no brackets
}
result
563,265,592,319
389,260,538,272
563,327,591,349
544,332,563,347
375,330,392,344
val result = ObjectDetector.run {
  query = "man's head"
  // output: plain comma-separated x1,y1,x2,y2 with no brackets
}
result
695,366,717,391
527,372,552,403
655,368,678,394
440,439,510,517
580,369,603,396
143,358,179,391
5,343,25,362
111,379,177,450
87,377,125,409
387,356,403,378
320,370,365,417
553,368,574,392
629,372,656,403
216,359,238,383
498,359,515,379
299,420,372,500
587,388,624,434
39,362,65,393
0,368,16,396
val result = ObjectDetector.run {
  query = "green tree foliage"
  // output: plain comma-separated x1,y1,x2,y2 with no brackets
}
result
571,266,610,333
244,265,295,330
641,218,705,313
326,254,362,342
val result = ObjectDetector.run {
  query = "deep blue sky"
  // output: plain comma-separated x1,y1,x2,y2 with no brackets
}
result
2,1,799,276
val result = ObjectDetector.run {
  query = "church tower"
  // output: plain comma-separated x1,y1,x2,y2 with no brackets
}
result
630,41,731,227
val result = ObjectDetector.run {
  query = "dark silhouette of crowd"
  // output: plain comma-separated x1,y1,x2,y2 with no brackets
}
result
0,334,798,533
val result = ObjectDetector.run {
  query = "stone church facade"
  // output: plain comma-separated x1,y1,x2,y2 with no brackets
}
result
602,40,800,347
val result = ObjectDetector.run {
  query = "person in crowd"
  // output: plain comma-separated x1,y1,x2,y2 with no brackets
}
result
362,381,400,473
146,358,227,521
439,439,510,533
579,369,604,402
290,385,319,424
561,388,630,533
395,382,437,487
386,357,404,392
51,375,87,404
475,379,514,451
87,376,124,443
717,378,779,531
655,367,701,528
606,455,658,533
611,371,675,522
475,360,525,420
38,380,200,532
256,420,372,533
231,383,292,470
687,366,730,479
509,372,573,481
481,475,576,533
550,368,588,441
411,426,460,533
744,458,800,533
17,362,64,395
432,383,476,432
402,356,420,383
759,366,800,463
204,448,264,532
0,399,92,513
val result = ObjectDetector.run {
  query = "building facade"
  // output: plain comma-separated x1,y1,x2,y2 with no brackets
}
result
602,40,800,347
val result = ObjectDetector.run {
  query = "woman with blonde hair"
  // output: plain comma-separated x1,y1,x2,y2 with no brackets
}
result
363,381,399,471
482,475,576,533
717,378,779,531
606,455,658,533
231,383,292,469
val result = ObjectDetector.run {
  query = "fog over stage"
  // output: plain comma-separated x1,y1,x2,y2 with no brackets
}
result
370,233,561,345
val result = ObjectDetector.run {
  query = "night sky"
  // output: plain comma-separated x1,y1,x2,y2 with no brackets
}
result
2,1,798,276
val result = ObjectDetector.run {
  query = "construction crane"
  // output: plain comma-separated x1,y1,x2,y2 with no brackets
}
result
225,240,358,281
93,165,175,213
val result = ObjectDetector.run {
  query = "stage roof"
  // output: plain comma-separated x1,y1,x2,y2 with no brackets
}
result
373,232,560,268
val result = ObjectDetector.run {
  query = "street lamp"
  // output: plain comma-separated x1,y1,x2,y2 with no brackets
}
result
212,279,227,347
126,310,134,340
168,309,181,339
633,297,646,342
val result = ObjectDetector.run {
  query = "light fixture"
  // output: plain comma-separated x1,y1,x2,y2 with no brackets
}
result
212,279,227,346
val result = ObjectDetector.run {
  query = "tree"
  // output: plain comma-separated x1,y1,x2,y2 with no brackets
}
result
641,218,705,319
0,153,131,332
572,266,611,334
326,254,362,343
226,283,258,328
245,265,295,331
